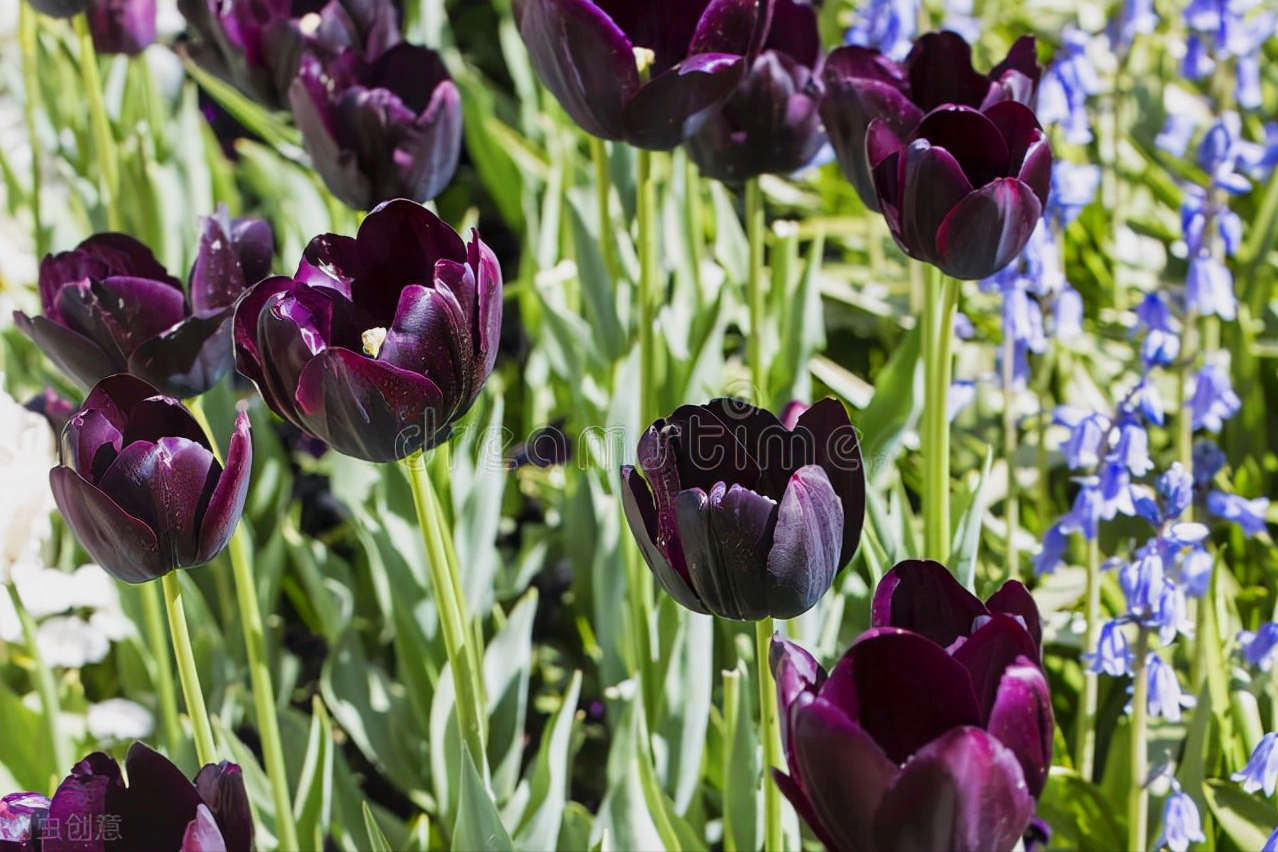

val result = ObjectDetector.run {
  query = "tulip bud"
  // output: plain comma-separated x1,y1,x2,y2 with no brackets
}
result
621,397,864,620
87,0,157,56
49,375,252,584
233,199,503,463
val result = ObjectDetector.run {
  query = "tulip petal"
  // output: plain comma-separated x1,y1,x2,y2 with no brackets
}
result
934,177,1043,280
196,411,252,565
951,614,1041,721
295,347,447,462
772,769,842,852
669,398,785,497
688,0,760,57
623,53,745,150
76,232,180,288
194,763,253,852
516,0,639,141
981,101,1051,207
621,465,708,615
14,312,123,391
905,31,998,111
378,280,471,411
675,483,776,620
357,199,468,289
229,217,275,287
232,275,296,397
59,275,189,359
897,139,974,265
988,36,1042,90
766,0,819,66
119,743,206,852
871,726,1034,852
912,105,1012,188
835,628,983,763
127,311,235,399
793,398,865,567
1017,133,1053,210
790,696,900,852
396,79,463,204
50,467,165,583
871,559,988,646
181,805,228,852
190,212,249,314
986,659,1053,798
122,396,212,450
44,753,122,852
985,580,1043,650
255,287,343,431
468,234,503,380
770,635,826,756
766,465,842,619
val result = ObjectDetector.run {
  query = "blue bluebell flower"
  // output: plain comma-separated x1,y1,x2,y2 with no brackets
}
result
1186,255,1237,321
1135,293,1181,369
948,380,977,423
1240,623,1278,671
1177,546,1213,597
1159,463,1195,520
1111,0,1158,49
1054,287,1084,339
1147,650,1195,722
1113,419,1153,476
1098,460,1138,519
844,0,917,60
1199,114,1257,194
1181,1,1276,110
1244,124,1278,179
1037,27,1102,145
1207,491,1270,536
1130,377,1166,426
1157,788,1207,852
1233,733,1278,796
1154,581,1192,645
1048,161,1102,228
1085,619,1134,676
1187,364,1241,432
1119,544,1165,619
1060,478,1105,541
941,0,981,42
1193,439,1228,486
1263,825,1278,852
1058,408,1109,469
1034,524,1068,575
1156,114,1199,158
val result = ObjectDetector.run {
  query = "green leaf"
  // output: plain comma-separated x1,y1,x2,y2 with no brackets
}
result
949,446,993,591
1036,767,1127,851
486,589,539,801
568,195,627,361
722,663,760,852
1203,779,1277,852
855,325,921,484
513,671,582,851
293,697,335,852
455,748,515,852
178,58,302,154
362,802,395,852
0,679,55,793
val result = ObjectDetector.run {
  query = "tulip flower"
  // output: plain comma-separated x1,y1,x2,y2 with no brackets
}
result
87,0,157,56
25,389,78,437
15,211,275,399
868,101,1053,279
178,0,401,109
49,375,252,584
687,0,825,183
289,44,462,209
515,0,776,150
621,397,865,621
233,199,502,463
37,743,252,851
821,31,1041,210
0,792,48,852
772,605,1052,851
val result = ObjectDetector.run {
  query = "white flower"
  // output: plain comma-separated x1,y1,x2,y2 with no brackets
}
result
36,615,111,668
88,698,154,743
11,562,78,618
0,380,56,581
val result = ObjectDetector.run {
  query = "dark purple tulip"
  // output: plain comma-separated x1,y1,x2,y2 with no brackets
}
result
49,375,252,584
87,0,157,56
25,388,78,437
621,397,865,620
23,0,91,19
822,31,1041,210
178,0,401,109
868,101,1052,280
686,0,825,183
289,44,462,210
0,792,48,852
515,0,776,150
15,211,275,399
772,619,1051,851
41,744,252,852
233,199,502,463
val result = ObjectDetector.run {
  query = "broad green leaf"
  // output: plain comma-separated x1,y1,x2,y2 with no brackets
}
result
1203,779,1276,852
293,697,335,852
513,671,582,851
1036,768,1126,851
454,749,515,852
486,590,539,801
362,802,395,852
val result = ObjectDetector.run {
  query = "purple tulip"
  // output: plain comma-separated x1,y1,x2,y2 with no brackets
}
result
772,576,1052,852
0,792,49,852
867,100,1052,279
15,211,275,399
233,199,502,463
38,744,252,852
289,44,462,210
821,31,1041,211
515,0,776,150
620,397,865,620
686,0,825,182
25,388,78,437
178,0,401,109
49,375,252,584
87,0,157,56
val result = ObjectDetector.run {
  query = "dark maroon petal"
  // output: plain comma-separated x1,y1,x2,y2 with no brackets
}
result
15,313,123,391
516,0,639,141
1017,133,1053,210
232,275,295,394
39,249,108,317
69,275,190,358
988,36,1042,89
790,696,900,852
793,398,864,568
773,769,841,852
118,743,205,852
191,208,247,313
467,232,503,381
838,628,983,763
675,483,776,620
127,311,235,398
767,465,842,619
951,614,1040,721
635,421,687,557
870,559,988,645
934,177,1043,280
895,139,974,265
911,105,1012,187
180,806,227,852
871,726,1034,852
590,0,704,76
75,374,161,436
393,79,463,204
622,53,745,150
294,347,447,462
230,216,275,286
122,396,211,450
195,410,251,564
290,62,371,210
982,101,1050,198
44,753,122,852
764,0,818,66
905,31,997,111
622,466,707,615
688,0,761,56
194,762,253,852
50,467,165,583
770,634,826,762
78,232,180,286
868,144,904,233
666,399,777,496
254,287,338,430
985,580,1043,651
357,199,467,287
986,659,1053,799
378,279,471,411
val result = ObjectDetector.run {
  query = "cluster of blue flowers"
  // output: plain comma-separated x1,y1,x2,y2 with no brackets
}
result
843,0,981,58
1181,0,1276,110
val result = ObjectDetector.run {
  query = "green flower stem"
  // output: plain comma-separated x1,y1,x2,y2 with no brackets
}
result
755,619,783,852
921,264,959,563
403,454,488,773
160,571,218,766
1129,629,1150,852
1074,535,1101,780
721,667,741,852
1001,326,1020,579
1177,310,1199,473
138,580,182,759
684,152,703,297
19,3,45,257
636,148,660,425
590,137,620,283
6,581,69,777
745,177,767,404
72,14,120,231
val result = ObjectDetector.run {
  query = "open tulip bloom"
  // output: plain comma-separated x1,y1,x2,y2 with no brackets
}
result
49,375,252,585
772,560,1052,852
621,398,865,620
515,0,776,150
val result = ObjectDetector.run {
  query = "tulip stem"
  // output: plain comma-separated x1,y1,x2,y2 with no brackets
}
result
73,14,120,231
721,666,741,852
6,581,69,779
160,571,218,767
1129,630,1150,852
920,265,958,564
590,137,620,283
138,580,183,760
403,453,488,776
755,619,784,852
636,148,659,425
1074,534,1101,780
1001,320,1020,580
746,177,768,405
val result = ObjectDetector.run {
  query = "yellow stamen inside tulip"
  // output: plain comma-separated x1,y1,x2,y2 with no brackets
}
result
633,47,655,81
362,327,388,358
